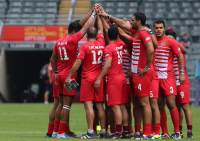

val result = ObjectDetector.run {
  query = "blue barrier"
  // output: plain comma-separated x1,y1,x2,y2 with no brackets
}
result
195,60,200,106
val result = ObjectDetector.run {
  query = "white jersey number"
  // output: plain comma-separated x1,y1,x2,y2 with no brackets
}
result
59,47,69,60
170,87,174,93
138,84,142,91
117,51,123,64
92,50,103,64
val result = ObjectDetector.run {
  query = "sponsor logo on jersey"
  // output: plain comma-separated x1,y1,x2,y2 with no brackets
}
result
162,42,166,46
124,49,128,52
178,47,181,50
105,54,110,57
146,37,150,41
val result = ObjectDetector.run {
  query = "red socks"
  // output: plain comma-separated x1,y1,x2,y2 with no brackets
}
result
170,108,180,133
65,126,70,134
143,123,151,136
187,125,192,133
110,126,116,133
180,126,182,134
93,121,97,132
160,109,168,134
135,124,141,133
53,120,60,132
153,123,160,135
48,123,54,134
58,121,66,134
122,126,129,136
115,124,122,136
129,125,133,134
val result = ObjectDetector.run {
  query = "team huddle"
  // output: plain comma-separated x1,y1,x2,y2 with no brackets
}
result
46,3,193,140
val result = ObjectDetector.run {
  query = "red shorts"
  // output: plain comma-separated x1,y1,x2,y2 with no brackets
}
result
106,77,127,106
133,70,154,97
80,79,104,102
122,83,132,104
57,75,77,96
150,79,159,99
158,78,177,96
176,83,190,104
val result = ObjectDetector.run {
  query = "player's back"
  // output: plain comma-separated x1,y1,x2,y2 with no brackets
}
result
81,41,104,80
54,32,83,75
104,41,124,80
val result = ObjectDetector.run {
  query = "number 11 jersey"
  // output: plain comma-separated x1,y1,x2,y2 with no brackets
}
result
53,31,83,75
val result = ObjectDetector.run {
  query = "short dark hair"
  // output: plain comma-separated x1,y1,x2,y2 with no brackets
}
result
154,19,165,28
73,20,82,30
144,24,150,28
133,12,146,25
68,21,82,34
87,27,98,39
165,29,176,39
108,26,118,40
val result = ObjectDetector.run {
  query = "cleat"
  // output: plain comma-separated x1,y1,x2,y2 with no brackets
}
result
99,132,110,139
187,132,193,139
129,133,135,138
57,133,72,138
94,131,100,138
121,134,130,139
68,131,80,138
152,134,161,139
161,133,170,139
141,135,152,140
52,132,57,138
180,134,183,138
111,134,122,139
46,133,52,137
81,132,99,139
131,132,141,140
171,132,181,140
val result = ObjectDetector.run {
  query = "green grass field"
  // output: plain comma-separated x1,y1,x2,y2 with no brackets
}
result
0,103,198,141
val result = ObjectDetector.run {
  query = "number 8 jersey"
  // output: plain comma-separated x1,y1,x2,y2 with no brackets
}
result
53,31,83,75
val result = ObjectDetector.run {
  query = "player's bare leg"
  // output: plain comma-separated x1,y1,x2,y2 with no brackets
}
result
165,95,180,135
125,103,133,135
46,97,59,137
44,91,50,104
132,96,142,136
57,96,74,138
52,96,63,137
150,98,160,135
112,105,123,137
138,96,152,136
95,101,107,137
108,107,115,134
181,103,193,138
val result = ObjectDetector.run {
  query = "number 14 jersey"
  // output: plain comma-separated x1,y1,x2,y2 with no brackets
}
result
53,32,83,75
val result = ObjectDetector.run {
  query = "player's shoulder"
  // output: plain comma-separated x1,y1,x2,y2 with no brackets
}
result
139,30,150,36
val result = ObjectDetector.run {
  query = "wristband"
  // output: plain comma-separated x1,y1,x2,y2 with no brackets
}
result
144,66,150,71
106,14,111,19
54,71,58,75
91,12,96,18
180,70,184,75
149,29,153,35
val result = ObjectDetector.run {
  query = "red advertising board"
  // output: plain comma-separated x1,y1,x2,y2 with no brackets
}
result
3,26,86,42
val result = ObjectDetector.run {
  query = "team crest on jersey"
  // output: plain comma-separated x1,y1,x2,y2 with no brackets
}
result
124,49,128,52
162,42,166,46
146,37,150,41
178,47,181,50
105,54,110,57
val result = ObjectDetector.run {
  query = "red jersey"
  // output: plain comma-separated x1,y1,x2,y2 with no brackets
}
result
104,41,124,81
77,33,104,81
130,26,153,73
154,35,181,79
53,32,83,75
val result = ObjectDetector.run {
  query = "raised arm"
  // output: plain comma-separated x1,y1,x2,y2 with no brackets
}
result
178,42,187,54
101,17,110,34
118,27,131,45
97,15,103,34
98,10,130,31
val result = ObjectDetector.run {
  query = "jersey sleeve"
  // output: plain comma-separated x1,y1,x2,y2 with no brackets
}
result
72,31,83,44
140,31,152,45
77,44,85,59
97,33,105,46
104,46,112,58
169,39,182,55
53,45,57,53
129,36,134,45
130,25,136,35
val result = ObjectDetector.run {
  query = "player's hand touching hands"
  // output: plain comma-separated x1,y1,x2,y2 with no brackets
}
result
65,77,71,87
98,10,108,17
179,74,186,84
137,68,147,76
94,79,100,89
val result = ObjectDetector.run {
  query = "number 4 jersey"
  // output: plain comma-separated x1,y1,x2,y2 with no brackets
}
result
77,33,105,81
53,32,83,75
